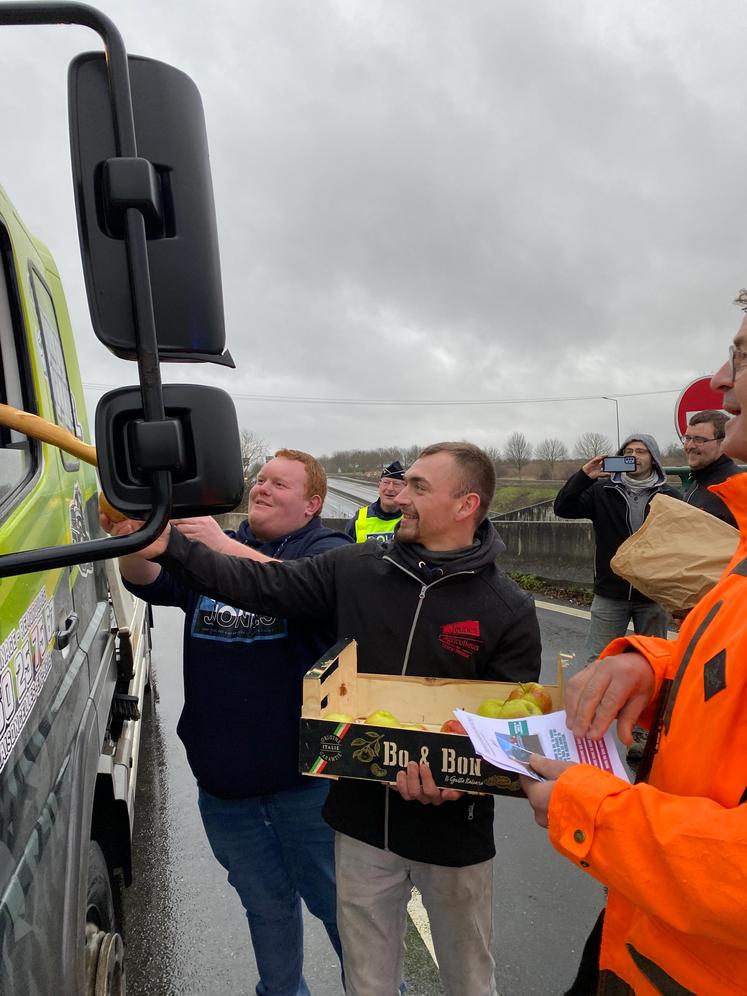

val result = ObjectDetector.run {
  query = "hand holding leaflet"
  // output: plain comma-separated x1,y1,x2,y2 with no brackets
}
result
454,708,630,783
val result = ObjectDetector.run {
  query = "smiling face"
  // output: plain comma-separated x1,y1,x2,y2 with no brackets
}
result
378,475,405,513
683,420,722,472
711,315,747,464
247,456,322,541
395,451,480,551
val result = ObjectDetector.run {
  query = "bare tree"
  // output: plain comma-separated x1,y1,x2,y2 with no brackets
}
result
504,432,532,478
662,441,685,462
240,429,268,488
575,431,613,461
484,445,502,470
536,437,568,477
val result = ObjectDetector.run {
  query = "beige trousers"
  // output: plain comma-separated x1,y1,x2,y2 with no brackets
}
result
335,832,498,996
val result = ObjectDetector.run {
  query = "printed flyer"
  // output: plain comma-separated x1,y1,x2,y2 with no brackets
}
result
454,708,630,783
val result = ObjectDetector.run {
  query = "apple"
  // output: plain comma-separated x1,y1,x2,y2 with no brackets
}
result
324,712,354,723
365,709,401,728
498,698,543,719
477,698,505,718
440,719,468,735
401,722,428,731
506,681,553,715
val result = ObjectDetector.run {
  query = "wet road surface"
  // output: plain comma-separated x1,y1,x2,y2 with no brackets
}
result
122,601,610,995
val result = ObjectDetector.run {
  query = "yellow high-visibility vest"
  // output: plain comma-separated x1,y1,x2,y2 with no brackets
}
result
353,505,401,544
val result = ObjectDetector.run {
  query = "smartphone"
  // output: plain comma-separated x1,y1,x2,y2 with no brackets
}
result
601,455,636,473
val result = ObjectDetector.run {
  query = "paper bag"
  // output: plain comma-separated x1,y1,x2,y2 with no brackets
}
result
610,494,739,612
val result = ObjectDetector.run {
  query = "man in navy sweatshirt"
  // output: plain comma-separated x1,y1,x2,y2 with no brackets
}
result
110,449,351,996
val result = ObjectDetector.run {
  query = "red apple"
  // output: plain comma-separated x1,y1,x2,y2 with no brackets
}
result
440,719,468,735
507,682,553,715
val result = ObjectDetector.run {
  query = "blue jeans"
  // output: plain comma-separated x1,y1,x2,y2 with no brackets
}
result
198,779,343,996
587,594,669,662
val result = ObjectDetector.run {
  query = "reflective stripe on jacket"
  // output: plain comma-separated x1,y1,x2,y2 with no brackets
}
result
548,473,747,995
353,504,401,544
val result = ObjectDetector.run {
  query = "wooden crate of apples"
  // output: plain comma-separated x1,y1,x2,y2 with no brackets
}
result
299,638,567,797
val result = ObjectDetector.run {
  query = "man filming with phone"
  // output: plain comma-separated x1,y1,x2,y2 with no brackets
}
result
554,433,681,668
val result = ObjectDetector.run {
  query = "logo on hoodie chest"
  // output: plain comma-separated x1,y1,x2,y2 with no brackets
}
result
191,597,288,644
439,620,482,659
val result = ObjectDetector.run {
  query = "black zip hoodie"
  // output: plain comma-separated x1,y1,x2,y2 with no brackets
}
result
554,442,681,600
683,453,744,527
158,518,542,866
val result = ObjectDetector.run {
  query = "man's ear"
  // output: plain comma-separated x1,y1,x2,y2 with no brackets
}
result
306,494,323,518
455,492,481,521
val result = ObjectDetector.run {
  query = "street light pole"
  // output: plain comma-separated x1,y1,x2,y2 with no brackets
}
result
603,396,620,449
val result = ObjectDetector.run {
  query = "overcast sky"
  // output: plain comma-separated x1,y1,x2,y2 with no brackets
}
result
2,1,746,461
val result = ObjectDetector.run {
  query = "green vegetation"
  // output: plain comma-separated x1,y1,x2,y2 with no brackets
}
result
508,572,593,607
490,484,559,514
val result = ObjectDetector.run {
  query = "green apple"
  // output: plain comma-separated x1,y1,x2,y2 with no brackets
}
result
498,698,543,719
365,709,401,728
477,698,505,718
324,712,354,723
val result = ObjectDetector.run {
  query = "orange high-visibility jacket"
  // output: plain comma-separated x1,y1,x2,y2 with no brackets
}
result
549,474,747,996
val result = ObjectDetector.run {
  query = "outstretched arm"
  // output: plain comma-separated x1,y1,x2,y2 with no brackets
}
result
171,517,276,562
156,524,339,621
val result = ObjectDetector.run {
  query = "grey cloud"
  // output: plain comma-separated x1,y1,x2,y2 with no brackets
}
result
2,1,746,457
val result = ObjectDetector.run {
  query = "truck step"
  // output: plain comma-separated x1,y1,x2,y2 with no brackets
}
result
111,693,141,723
116,629,135,683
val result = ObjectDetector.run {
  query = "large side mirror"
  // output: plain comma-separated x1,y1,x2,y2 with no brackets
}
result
95,385,244,517
69,52,233,366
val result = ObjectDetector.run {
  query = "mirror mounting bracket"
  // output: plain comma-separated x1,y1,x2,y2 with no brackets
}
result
130,418,184,473
102,157,165,239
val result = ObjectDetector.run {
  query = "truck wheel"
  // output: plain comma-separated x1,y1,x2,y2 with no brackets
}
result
84,841,125,996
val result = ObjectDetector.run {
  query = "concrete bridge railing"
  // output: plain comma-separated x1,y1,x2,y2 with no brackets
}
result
214,512,595,586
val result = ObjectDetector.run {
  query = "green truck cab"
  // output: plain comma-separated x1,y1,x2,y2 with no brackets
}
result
0,3,244,992
0,182,151,993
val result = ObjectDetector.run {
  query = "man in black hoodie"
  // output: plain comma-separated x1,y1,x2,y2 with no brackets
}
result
130,441,542,996
682,410,744,526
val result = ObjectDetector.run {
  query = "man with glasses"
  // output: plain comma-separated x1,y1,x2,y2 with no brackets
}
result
346,460,406,543
681,410,743,526
554,433,681,663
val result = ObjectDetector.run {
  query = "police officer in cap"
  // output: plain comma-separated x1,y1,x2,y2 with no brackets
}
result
345,460,405,543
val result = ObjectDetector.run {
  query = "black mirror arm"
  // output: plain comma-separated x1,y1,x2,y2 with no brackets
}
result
0,471,172,578
0,5,132,148
0,3,166,419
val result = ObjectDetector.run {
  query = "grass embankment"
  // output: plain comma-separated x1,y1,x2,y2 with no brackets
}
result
489,483,559,515
490,481,592,606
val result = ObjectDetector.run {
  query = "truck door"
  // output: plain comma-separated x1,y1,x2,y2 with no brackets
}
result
0,214,93,993
27,264,110,690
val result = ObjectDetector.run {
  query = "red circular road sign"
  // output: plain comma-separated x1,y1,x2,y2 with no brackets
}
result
674,376,724,437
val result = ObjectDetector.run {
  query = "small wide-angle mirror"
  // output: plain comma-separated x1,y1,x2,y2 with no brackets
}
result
95,385,244,517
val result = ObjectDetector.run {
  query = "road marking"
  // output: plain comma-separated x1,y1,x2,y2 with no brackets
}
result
534,599,590,619
407,888,438,965
535,598,678,640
